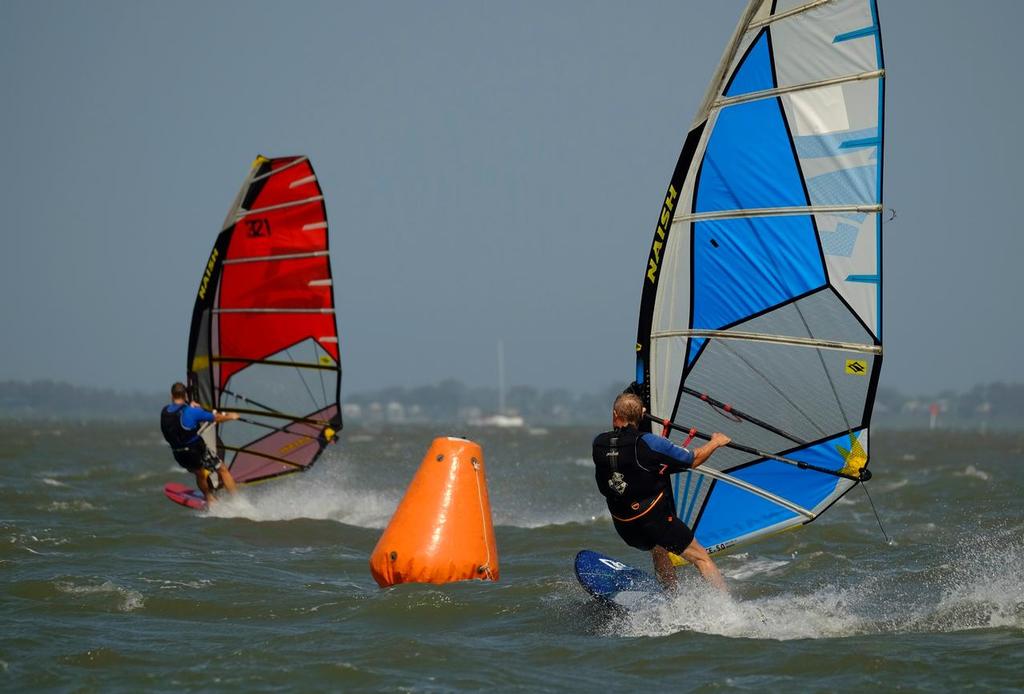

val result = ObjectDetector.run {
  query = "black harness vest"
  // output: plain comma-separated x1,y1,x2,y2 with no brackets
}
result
160,404,201,451
592,427,670,521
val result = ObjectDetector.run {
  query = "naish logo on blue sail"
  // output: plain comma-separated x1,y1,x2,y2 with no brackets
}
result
646,184,678,284
198,248,219,300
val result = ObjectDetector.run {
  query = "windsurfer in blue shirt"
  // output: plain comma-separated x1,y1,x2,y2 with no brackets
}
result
160,382,240,504
592,392,730,591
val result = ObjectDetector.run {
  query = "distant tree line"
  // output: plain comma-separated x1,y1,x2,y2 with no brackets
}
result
1,378,1021,428
0,380,166,421
343,378,626,425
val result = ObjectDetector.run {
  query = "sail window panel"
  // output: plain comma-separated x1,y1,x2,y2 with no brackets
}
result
769,1,879,90
672,390,788,471
691,216,825,333
227,404,339,484
218,338,337,420
682,336,875,450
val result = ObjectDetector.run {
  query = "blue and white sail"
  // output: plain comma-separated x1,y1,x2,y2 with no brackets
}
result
634,0,885,553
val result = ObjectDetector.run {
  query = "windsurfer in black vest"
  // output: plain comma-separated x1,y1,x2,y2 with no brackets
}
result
160,382,240,504
593,392,730,591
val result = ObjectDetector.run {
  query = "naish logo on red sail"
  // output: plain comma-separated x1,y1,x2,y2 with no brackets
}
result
198,248,219,300
646,184,678,284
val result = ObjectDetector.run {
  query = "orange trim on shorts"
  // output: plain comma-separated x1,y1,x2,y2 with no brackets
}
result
611,492,665,523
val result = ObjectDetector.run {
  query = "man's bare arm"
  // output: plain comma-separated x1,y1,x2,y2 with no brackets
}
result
691,433,731,469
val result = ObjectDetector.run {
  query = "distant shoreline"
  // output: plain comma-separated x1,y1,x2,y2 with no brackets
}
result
1,378,1021,430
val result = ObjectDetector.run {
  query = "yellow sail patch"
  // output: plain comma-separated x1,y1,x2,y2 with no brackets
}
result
835,432,868,476
845,359,868,376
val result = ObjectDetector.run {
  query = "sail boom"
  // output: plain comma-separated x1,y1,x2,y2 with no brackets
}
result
211,356,338,371
714,70,884,110
650,329,882,354
225,406,332,425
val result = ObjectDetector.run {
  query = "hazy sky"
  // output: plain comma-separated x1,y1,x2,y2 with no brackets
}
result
1,1,1020,396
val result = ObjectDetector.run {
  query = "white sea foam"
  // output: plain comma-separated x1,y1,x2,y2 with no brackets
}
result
203,452,602,529
721,557,790,580
56,580,144,612
41,478,67,487
614,579,866,641
206,462,400,528
138,577,212,590
954,464,990,481
923,534,1024,631
880,478,909,492
609,534,1024,640
46,501,99,512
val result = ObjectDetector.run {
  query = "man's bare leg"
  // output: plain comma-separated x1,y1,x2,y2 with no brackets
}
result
681,539,728,593
651,546,678,589
217,464,237,494
195,469,215,504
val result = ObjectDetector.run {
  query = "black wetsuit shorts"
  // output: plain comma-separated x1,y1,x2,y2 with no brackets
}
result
612,494,694,555
173,443,220,474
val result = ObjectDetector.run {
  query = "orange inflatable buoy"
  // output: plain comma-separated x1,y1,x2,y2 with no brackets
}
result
369,437,498,587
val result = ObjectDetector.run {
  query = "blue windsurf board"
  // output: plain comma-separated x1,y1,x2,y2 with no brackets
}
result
574,549,665,609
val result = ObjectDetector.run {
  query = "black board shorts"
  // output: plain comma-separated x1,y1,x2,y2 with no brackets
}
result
173,444,220,474
612,495,695,555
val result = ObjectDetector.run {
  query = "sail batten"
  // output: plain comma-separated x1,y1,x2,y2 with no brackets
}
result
650,329,881,354
714,69,884,109
237,195,325,219
187,155,343,486
674,203,881,224
222,250,329,265
635,0,884,555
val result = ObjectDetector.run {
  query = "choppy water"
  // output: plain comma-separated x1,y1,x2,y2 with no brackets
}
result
2,422,1022,691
